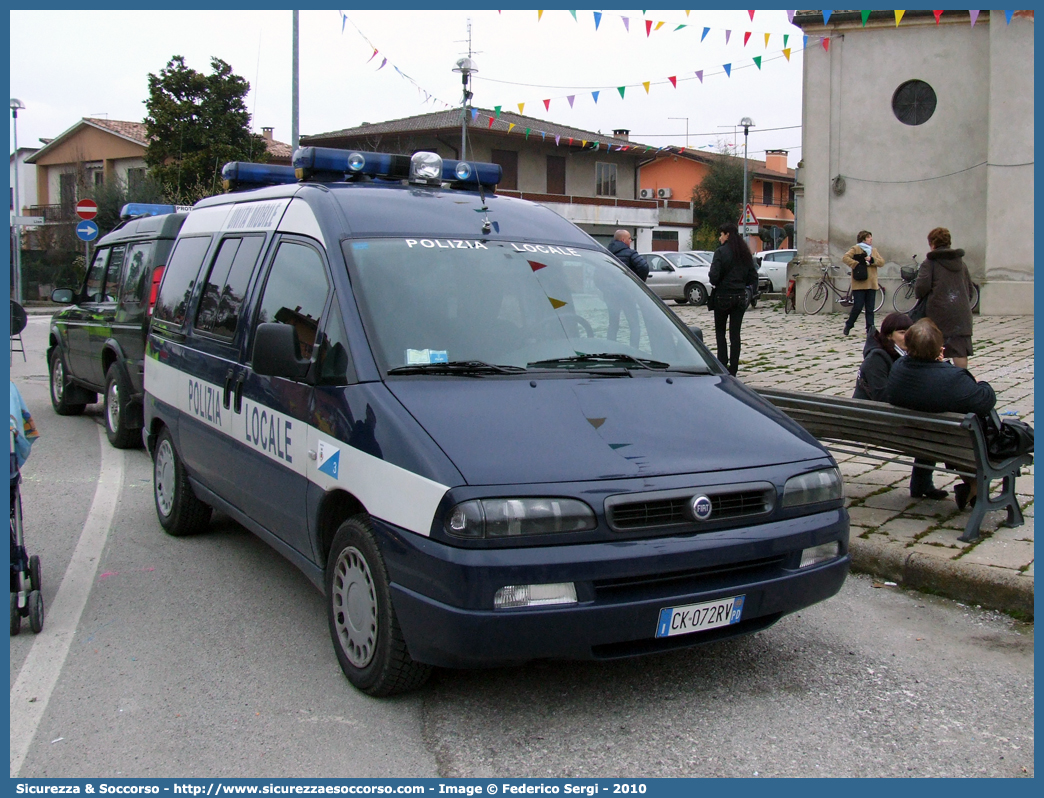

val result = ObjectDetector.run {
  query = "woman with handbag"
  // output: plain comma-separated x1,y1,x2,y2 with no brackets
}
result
915,227,976,369
885,318,996,509
708,222,759,376
841,230,883,336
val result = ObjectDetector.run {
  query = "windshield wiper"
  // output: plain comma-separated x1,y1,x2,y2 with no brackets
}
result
387,360,527,376
526,353,671,371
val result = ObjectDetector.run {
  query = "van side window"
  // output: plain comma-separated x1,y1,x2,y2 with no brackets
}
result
317,305,355,385
153,236,212,329
255,241,330,361
118,242,156,313
196,235,264,339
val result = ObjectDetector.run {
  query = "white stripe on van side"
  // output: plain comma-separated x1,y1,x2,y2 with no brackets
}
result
146,356,448,536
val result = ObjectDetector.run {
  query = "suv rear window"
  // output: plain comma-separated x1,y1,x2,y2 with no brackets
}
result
153,236,212,329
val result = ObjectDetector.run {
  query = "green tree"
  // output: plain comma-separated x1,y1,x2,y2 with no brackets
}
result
144,55,268,204
87,173,167,236
690,153,752,234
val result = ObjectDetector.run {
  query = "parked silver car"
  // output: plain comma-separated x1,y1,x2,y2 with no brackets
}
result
755,248,798,292
641,252,711,305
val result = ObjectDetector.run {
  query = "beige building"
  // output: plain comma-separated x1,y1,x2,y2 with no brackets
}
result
793,10,1034,315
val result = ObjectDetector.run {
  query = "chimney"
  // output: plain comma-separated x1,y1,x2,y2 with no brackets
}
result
765,149,788,173
612,128,630,141
262,127,274,141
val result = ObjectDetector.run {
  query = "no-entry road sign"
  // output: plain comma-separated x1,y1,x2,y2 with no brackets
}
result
76,220,99,241
75,199,98,220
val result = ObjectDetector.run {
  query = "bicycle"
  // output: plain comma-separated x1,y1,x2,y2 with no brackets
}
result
802,257,886,315
892,255,980,313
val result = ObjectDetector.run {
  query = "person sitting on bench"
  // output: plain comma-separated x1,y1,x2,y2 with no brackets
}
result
884,318,996,509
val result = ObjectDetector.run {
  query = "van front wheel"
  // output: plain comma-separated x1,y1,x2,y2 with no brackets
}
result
326,516,431,696
105,364,142,449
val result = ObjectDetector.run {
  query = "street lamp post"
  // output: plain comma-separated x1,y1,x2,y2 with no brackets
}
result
739,116,754,248
11,97,25,303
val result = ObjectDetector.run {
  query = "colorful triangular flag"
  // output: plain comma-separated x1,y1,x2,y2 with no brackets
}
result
894,10,905,26
782,48,791,61
861,10,871,26
543,99,551,111
784,34,789,47
645,19,653,36
787,10,795,24
617,86,626,98
537,10,543,21
567,95,575,108
748,10,755,21
642,81,650,93
555,134,561,145
765,33,771,47
668,76,677,88
569,10,576,21
594,11,601,29
823,11,832,24
1005,10,1013,23
822,36,829,51
725,29,731,44
701,26,710,42
518,103,525,114
494,105,501,119
970,10,980,26
622,16,629,32
508,123,515,133
933,10,943,23
695,70,703,83
723,63,732,77
743,31,751,46
752,56,762,69
591,91,599,103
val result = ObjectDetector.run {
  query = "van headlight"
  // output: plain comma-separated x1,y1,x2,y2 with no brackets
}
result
782,467,844,508
445,498,597,539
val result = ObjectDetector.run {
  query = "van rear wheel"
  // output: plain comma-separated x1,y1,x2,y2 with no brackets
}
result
49,349,86,416
326,515,431,696
153,428,211,537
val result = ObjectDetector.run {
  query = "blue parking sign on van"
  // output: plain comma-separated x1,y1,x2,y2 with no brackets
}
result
142,149,850,698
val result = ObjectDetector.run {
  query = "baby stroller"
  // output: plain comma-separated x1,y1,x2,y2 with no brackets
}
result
11,382,43,635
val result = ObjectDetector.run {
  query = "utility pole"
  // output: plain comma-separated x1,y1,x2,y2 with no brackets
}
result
291,10,300,151
452,19,478,161
11,98,25,303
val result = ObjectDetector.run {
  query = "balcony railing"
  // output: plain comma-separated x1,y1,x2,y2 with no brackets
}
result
25,204,75,223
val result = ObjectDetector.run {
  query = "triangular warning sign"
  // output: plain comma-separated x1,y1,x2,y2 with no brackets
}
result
741,204,759,226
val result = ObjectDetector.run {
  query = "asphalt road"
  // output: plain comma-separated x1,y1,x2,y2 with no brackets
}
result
9,312,1034,778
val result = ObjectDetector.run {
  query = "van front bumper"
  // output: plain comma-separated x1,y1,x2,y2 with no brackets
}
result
377,509,849,669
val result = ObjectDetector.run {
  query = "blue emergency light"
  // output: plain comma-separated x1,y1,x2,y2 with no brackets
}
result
120,203,178,219
221,162,299,191
293,147,501,188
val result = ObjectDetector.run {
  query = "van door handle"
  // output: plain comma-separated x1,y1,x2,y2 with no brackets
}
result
223,369,234,409
233,374,246,414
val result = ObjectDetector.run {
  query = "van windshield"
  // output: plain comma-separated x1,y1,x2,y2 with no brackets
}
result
343,239,714,373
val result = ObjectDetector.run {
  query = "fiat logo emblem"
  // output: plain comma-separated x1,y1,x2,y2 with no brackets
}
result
691,495,713,521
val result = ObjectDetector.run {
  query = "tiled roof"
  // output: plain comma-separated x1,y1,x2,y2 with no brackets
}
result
304,108,651,151
264,137,293,160
85,118,148,145
640,147,795,179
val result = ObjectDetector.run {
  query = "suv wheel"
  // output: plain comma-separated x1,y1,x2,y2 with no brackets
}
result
326,515,431,696
153,428,212,536
49,349,86,416
104,364,142,449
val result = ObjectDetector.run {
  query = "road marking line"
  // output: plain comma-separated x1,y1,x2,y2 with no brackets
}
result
10,426,125,776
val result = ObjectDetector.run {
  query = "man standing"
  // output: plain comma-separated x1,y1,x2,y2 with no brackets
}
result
607,229,650,281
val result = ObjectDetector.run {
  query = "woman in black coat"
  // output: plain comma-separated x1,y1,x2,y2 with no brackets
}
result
853,312,913,402
915,226,976,369
708,222,759,376
884,318,996,509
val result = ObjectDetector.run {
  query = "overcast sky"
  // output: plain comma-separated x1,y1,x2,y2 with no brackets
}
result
10,9,805,166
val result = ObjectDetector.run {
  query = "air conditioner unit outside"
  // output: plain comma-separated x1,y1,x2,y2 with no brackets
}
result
638,188,654,200
657,187,673,199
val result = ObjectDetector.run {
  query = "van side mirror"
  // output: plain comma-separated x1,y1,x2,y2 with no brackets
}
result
252,323,310,381
51,288,75,304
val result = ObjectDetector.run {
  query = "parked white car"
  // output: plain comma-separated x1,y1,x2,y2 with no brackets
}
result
641,252,712,305
755,248,798,292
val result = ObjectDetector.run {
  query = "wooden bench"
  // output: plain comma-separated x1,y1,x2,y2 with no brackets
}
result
756,388,1032,543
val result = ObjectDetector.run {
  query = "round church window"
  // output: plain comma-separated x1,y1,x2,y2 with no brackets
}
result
892,80,937,126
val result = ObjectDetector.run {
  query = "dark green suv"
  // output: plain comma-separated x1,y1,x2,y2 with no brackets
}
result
48,210,186,448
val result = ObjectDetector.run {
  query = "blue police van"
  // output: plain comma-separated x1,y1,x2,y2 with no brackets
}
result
143,148,849,695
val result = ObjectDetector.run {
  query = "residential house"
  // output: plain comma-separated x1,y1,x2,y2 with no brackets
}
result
302,109,690,251
23,118,293,225
793,10,1033,315
639,148,795,252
